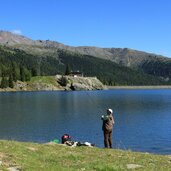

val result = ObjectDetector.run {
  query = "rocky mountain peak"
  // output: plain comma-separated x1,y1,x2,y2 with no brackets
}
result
0,30,36,46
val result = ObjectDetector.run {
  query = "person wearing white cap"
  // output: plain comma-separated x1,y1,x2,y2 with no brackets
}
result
101,108,115,148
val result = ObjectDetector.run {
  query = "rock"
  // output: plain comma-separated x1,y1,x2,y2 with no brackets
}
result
127,164,143,169
31,83,58,91
57,75,105,91
7,166,21,171
14,81,27,91
27,147,37,151
168,155,171,159
13,79,64,91
168,155,171,163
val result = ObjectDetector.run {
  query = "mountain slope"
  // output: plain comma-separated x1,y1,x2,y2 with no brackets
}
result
0,31,169,67
1,30,171,84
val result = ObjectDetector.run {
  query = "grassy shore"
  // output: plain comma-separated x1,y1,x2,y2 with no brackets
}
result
0,140,170,171
0,76,64,92
29,76,58,86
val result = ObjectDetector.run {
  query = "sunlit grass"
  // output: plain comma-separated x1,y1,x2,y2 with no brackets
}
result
29,76,57,86
0,140,170,171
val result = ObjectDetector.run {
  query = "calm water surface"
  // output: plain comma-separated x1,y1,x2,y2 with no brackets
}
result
0,89,171,154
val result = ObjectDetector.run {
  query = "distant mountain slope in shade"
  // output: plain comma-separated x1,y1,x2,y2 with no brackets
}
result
0,45,167,86
0,30,169,68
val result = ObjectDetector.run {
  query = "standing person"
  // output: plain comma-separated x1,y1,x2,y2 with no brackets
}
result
101,108,115,148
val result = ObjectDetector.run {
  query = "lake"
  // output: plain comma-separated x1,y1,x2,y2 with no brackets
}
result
0,89,171,154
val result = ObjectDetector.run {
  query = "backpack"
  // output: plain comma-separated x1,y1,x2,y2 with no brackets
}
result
61,134,71,144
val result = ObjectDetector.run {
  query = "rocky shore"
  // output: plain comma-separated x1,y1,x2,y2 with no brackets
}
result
2,75,170,92
56,75,105,91
0,75,105,92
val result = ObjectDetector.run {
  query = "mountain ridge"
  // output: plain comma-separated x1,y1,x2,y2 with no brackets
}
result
0,30,169,68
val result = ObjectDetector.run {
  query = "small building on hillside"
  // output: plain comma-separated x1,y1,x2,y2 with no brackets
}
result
69,71,83,77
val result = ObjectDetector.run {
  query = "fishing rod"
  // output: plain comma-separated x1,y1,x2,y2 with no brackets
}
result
84,90,104,114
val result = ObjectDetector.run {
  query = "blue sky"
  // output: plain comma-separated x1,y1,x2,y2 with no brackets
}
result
0,0,171,57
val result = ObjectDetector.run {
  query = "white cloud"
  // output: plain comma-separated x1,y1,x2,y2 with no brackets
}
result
11,29,22,35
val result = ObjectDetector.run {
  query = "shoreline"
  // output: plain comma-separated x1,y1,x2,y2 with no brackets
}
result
0,139,170,155
107,85,171,89
1,85,171,92
0,88,64,93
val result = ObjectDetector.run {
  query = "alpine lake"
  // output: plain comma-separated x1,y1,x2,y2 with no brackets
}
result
0,89,171,155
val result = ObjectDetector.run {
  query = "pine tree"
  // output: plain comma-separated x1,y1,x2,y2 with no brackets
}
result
11,62,17,82
0,75,8,88
8,74,14,88
65,64,71,75
31,67,38,77
20,66,25,82
25,69,31,81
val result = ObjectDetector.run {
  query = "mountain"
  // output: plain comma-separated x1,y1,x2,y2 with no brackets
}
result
0,30,171,85
0,31,36,46
0,31,168,67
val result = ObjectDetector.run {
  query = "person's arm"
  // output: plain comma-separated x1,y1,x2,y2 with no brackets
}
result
112,115,115,124
101,115,109,121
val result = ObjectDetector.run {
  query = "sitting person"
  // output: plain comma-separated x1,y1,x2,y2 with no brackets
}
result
61,134,95,147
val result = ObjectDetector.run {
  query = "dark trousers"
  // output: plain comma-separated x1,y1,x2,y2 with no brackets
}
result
103,130,112,148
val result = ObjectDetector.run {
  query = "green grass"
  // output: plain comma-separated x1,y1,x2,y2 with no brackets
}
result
0,140,170,171
29,76,57,86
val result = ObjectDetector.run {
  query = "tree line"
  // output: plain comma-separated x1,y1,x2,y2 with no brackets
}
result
57,50,167,85
0,46,65,88
0,62,32,88
0,45,170,88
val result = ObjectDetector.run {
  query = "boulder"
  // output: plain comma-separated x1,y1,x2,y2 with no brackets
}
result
56,75,105,91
